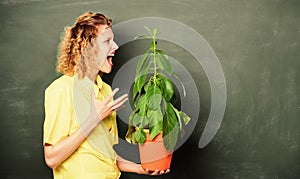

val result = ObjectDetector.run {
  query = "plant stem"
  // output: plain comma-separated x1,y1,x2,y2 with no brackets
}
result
152,37,157,81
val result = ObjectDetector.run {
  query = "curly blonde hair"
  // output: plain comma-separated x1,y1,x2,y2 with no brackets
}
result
56,12,112,79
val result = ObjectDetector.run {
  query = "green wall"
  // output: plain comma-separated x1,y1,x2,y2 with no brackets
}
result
0,0,299,178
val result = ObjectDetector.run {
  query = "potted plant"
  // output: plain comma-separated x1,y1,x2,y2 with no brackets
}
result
125,27,191,171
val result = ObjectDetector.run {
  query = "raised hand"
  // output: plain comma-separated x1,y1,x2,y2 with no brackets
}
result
94,88,128,121
81,88,128,137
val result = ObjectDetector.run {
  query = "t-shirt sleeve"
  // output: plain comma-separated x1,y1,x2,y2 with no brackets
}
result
43,87,72,145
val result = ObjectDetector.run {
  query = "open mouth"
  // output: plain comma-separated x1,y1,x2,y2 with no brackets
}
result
106,55,114,67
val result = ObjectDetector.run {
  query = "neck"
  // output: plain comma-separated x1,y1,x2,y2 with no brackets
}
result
86,70,99,83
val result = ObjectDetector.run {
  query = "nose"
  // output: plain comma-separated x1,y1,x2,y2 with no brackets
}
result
112,41,119,51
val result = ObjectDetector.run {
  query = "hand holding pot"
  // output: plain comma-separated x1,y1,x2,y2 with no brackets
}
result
137,164,170,176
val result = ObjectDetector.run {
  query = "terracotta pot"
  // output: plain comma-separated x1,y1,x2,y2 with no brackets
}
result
138,130,173,171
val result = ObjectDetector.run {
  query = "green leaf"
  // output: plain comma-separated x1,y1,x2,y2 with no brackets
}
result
125,108,140,143
156,49,168,60
125,126,135,143
136,50,151,75
144,80,152,92
144,26,152,36
137,94,148,114
146,85,162,111
133,35,152,40
135,95,149,128
161,97,167,116
157,49,172,75
140,115,149,128
173,72,186,97
152,28,157,38
134,74,147,94
132,82,139,105
134,129,146,143
179,111,191,125
132,112,141,126
157,74,174,101
148,109,163,140
134,52,151,97
125,110,136,143
150,121,162,140
133,95,150,128
170,104,185,138
163,102,179,152
132,111,149,128
148,109,163,127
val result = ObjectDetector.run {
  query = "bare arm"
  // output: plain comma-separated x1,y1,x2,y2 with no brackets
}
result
116,155,170,175
44,128,86,168
44,107,100,169
116,155,140,173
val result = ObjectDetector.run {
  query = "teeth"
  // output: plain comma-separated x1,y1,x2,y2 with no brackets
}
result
107,53,114,67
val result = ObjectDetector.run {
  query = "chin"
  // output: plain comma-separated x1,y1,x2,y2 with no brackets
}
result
101,69,112,74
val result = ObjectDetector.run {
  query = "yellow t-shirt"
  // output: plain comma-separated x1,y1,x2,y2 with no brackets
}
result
43,75,121,179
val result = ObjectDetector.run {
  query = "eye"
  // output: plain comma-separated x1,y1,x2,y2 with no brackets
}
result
104,38,111,44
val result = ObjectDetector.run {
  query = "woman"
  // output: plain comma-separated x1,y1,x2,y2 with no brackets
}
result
43,12,169,178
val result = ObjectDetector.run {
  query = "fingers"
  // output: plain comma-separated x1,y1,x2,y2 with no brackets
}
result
145,168,170,176
111,88,119,96
94,88,128,115
160,169,170,174
113,93,128,105
112,94,128,111
104,88,120,104
150,169,160,175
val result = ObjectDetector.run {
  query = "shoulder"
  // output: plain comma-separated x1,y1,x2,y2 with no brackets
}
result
45,75,74,96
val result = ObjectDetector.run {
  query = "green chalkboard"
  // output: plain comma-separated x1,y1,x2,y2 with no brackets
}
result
0,0,299,178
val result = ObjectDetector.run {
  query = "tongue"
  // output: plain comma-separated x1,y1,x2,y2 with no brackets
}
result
107,57,113,67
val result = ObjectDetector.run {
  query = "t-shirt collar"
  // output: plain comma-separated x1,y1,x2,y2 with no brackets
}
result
93,75,103,98
74,74,103,96
94,75,103,90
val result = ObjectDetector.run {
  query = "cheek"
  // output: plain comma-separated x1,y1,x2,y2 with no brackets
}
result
99,45,110,55
97,46,107,57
